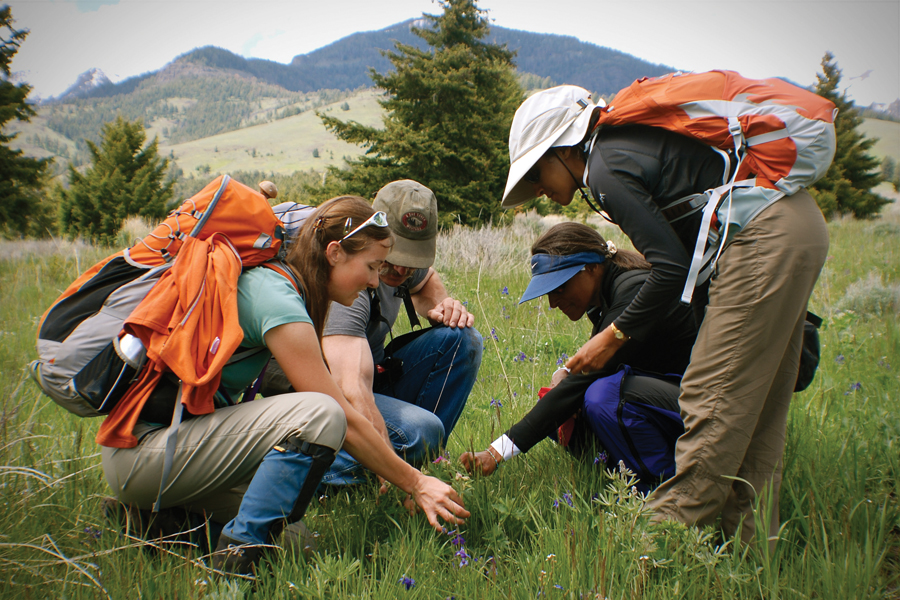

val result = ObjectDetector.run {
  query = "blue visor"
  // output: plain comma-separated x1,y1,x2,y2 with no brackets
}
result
518,251,606,304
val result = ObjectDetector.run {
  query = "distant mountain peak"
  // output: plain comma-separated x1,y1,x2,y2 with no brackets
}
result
59,68,112,100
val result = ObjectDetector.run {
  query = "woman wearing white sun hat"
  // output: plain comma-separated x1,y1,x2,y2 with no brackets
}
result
501,84,829,547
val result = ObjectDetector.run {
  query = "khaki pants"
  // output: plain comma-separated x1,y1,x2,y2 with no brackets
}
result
648,189,829,545
102,392,347,523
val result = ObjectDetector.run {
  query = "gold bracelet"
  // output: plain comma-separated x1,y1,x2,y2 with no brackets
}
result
610,322,630,341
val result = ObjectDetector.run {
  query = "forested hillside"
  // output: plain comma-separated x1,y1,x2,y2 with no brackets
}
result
40,61,352,149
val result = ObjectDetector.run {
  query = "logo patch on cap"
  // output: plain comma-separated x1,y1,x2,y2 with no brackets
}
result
402,211,427,232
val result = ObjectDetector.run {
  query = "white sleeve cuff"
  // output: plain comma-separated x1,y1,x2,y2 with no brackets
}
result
490,434,521,461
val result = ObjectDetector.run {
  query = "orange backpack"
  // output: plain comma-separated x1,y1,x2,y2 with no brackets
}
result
590,70,837,301
30,175,298,448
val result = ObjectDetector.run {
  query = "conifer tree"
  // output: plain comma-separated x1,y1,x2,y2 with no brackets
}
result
810,52,889,218
318,0,523,226
0,6,51,236
56,117,173,244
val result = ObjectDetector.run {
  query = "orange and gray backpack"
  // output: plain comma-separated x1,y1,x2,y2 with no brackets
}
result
30,175,300,448
588,70,837,302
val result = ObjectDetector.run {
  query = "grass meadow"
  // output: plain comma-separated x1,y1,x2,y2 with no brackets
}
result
1,203,898,598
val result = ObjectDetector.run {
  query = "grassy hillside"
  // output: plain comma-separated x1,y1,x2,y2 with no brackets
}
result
861,118,900,162
161,88,383,176
0,212,898,598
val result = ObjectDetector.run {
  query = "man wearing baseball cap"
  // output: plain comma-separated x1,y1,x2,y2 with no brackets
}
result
320,180,483,487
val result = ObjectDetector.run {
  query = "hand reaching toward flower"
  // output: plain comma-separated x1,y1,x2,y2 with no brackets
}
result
459,447,501,476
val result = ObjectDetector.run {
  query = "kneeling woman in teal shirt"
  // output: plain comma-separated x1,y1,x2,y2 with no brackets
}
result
102,196,469,574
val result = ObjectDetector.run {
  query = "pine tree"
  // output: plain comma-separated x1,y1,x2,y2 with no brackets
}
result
56,117,173,244
317,0,523,226
810,52,889,218
0,6,51,236
881,156,895,183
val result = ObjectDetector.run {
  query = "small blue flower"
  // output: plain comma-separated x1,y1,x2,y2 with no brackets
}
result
554,584,565,591
835,354,846,364
451,532,466,547
552,498,560,508
491,327,499,341
490,398,502,408
83,526,101,540
399,575,416,590
501,286,509,295
850,381,862,391
594,451,608,466
563,492,573,507
556,353,569,366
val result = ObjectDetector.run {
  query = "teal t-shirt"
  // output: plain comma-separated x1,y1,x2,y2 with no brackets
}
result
218,266,311,401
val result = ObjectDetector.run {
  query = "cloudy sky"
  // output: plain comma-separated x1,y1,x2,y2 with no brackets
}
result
7,0,899,107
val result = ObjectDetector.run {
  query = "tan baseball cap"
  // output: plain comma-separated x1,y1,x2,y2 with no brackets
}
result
373,180,438,269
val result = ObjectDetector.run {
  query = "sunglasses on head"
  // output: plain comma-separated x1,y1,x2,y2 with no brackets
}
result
340,211,389,243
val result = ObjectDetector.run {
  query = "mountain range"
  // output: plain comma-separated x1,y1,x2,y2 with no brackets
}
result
13,18,897,184
57,19,675,102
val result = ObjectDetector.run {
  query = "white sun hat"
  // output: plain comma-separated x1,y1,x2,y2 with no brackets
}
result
501,85,604,209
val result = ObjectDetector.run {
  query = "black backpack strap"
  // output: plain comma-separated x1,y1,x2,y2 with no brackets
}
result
395,284,422,331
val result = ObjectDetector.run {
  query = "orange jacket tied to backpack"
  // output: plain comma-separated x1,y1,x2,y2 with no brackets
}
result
96,233,243,448
30,175,290,449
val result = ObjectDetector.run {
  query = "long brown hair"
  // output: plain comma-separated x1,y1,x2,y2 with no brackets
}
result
531,222,650,271
286,196,393,338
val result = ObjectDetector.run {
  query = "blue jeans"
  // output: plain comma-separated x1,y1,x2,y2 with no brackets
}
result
322,325,482,486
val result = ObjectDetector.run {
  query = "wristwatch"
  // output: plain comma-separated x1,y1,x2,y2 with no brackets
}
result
610,322,629,341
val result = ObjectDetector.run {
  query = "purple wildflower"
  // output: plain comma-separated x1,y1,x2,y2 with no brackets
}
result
490,397,502,408
554,584,565,591
491,327,499,341
514,351,528,362
501,286,509,295
850,382,862,391
835,354,846,365
432,454,449,464
451,532,466,547
552,498,560,508
594,451,608,466
456,547,471,567
563,492,573,507
83,526,101,540
556,353,569,366
399,576,416,590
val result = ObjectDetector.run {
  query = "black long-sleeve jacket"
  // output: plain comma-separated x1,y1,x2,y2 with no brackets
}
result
505,262,696,453
588,125,728,341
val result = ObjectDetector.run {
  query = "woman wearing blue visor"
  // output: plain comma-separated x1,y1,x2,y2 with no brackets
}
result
460,223,696,491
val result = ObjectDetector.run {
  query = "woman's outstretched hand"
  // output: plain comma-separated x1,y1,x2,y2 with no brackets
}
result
459,449,500,476
409,473,470,532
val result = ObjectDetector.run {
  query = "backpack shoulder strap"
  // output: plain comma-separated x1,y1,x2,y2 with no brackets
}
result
395,284,422,330
260,260,304,298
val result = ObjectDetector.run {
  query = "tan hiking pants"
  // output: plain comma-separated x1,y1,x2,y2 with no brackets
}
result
101,392,347,523
648,188,829,545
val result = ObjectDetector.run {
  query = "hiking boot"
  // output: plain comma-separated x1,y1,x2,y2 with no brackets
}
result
101,496,200,548
277,520,318,559
211,533,263,576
